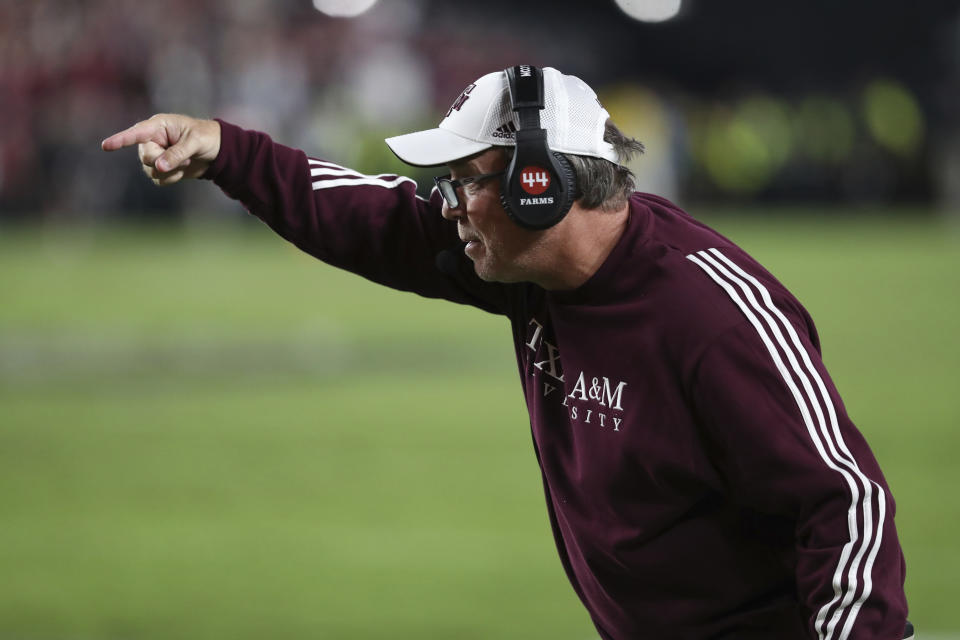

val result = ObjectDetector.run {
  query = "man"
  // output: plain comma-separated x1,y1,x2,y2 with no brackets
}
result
102,66,911,639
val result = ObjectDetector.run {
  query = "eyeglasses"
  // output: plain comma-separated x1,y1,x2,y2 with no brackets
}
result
434,170,505,209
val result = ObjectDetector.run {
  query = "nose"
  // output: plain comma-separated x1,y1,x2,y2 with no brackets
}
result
440,198,461,221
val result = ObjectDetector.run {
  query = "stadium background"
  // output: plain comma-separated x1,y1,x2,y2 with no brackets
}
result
1,0,958,638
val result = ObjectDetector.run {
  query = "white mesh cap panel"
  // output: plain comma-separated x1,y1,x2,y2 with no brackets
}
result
543,68,568,151
541,67,617,162
549,69,613,159
483,85,516,139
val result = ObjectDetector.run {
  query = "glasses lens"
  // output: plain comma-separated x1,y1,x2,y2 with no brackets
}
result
439,180,459,208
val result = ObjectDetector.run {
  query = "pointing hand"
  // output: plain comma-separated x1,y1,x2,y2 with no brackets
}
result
101,114,221,186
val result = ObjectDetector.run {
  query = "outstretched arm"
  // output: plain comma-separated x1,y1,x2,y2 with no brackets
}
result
102,116,513,314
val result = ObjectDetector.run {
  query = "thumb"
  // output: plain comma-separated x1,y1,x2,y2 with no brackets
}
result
155,135,200,172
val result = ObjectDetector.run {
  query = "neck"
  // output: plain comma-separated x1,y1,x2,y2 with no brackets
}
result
534,201,630,291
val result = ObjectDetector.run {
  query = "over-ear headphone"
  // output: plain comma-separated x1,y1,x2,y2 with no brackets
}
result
500,65,577,230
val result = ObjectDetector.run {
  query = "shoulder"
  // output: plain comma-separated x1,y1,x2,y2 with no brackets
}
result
627,193,745,326
627,195,817,363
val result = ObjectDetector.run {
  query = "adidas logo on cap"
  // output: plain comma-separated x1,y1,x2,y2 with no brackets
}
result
491,121,518,140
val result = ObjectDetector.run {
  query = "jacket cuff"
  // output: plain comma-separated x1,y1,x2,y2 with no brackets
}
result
201,118,244,186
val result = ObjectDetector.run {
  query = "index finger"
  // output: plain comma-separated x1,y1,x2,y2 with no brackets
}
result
101,121,163,152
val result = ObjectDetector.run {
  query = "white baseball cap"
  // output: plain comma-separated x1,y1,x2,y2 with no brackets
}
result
385,67,619,167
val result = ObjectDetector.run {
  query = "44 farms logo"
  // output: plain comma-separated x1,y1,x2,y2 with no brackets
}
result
519,168,555,206
520,167,550,194
525,318,628,432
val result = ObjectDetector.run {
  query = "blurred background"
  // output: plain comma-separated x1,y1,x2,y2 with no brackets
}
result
1,0,958,638
3,0,960,217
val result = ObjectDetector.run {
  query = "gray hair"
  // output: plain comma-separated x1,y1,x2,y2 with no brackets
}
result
564,120,645,211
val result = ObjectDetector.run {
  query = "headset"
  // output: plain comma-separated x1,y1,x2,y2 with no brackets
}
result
500,65,578,230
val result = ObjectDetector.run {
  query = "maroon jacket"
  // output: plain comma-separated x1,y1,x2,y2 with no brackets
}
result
205,120,909,640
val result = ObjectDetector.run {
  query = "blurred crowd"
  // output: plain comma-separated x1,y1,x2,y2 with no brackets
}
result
1,0,395,219
1,0,957,221
0,0,459,219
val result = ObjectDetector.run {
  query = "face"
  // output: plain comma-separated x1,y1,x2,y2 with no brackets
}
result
440,149,550,283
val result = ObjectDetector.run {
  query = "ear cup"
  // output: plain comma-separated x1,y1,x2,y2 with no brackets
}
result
500,151,577,230
549,150,577,218
500,65,577,230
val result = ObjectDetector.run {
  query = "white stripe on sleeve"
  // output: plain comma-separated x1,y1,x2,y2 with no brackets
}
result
307,158,423,197
308,158,351,170
686,248,884,640
311,175,416,191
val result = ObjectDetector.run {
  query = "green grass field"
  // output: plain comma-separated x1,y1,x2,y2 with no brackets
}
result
1,211,958,639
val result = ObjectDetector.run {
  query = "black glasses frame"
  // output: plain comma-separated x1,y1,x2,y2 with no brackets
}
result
433,170,505,209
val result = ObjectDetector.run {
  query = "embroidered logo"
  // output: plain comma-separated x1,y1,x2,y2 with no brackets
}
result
445,83,476,118
525,317,628,432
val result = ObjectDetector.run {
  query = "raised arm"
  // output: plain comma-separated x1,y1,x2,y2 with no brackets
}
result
102,116,513,314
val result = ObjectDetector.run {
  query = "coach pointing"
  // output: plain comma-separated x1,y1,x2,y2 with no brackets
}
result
103,66,912,640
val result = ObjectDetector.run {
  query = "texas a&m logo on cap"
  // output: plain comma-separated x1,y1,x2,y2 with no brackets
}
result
520,167,550,195
445,83,476,118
